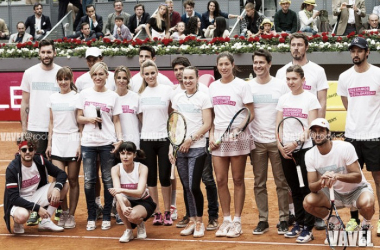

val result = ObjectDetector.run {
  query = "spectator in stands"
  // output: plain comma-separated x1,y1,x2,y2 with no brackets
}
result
76,4,103,39
105,17,133,41
166,0,181,32
243,0,263,12
58,0,83,30
374,1,380,17
127,4,150,37
274,0,298,34
0,18,10,40
240,2,265,37
184,16,203,38
260,18,277,35
25,3,52,41
69,22,96,41
333,0,366,36
103,0,131,37
299,0,319,35
204,16,230,38
25,0,39,5
145,3,170,41
360,13,380,32
181,0,202,25
201,0,240,31
9,22,33,43
170,21,186,40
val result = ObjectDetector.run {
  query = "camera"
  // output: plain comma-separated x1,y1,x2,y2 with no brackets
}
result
259,25,264,30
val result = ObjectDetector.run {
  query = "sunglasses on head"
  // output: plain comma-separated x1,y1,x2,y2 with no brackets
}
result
20,147,34,153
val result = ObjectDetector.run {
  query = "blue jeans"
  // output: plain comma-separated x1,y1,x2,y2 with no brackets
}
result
300,26,317,35
82,144,115,221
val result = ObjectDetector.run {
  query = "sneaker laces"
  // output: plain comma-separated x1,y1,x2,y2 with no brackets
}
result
219,221,230,231
184,221,194,230
165,212,171,221
195,222,201,231
154,213,161,221
290,224,301,233
299,228,310,237
138,223,145,234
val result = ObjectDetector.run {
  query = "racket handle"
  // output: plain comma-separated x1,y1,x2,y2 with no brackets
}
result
329,187,335,201
208,138,222,152
296,165,305,188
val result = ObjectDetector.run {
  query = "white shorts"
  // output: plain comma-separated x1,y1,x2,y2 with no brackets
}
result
321,184,374,209
10,183,51,216
51,132,80,158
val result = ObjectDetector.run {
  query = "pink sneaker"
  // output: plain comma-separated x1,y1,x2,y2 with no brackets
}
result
164,211,173,226
153,213,163,225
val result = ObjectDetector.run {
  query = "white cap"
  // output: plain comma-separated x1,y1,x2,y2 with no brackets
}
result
309,118,330,130
85,47,102,58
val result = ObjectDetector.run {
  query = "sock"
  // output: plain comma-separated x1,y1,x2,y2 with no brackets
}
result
362,218,371,226
233,216,241,223
95,196,101,206
47,205,58,217
223,216,232,222
171,190,177,207
289,203,295,215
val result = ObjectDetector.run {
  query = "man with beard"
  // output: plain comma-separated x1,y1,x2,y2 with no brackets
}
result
303,118,375,244
25,3,52,41
20,40,61,226
4,138,69,234
337,37,380,237
275,33,329,230
8,22,33,43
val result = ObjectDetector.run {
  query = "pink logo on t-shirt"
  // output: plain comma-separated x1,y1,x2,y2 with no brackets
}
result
21,175,40,188
121,183,138,189
122,105,135,114
212,96,236,106
84,101,111,112
303,80,311,90
283,108,308,118
348,87,376,97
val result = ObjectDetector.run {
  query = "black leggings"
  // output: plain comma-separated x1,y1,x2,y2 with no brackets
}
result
140,138,171,187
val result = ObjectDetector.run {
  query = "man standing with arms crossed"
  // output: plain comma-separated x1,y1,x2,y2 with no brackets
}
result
337,37,380,236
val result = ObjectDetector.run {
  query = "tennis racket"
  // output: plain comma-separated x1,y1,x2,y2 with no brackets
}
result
277,116,305,187
208,107,251,152
167,111,187,158
326,187,347,250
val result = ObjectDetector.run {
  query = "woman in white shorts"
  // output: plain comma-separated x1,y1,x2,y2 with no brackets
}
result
209,52,255,238
46,67,80,229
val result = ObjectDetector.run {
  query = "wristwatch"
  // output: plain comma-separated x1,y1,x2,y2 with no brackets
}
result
295,139,302,146
190,135,197,142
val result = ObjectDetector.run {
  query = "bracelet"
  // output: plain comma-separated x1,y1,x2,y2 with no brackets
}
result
190,134,197,142
54,187,60,192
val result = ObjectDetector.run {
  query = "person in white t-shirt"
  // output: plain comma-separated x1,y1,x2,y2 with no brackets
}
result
275,65,320,243
337,37,380,235
248,49,290,235
46,67,81,229
109,141,156,243
137,60,173,226
169,66,212,237
304,118,375,242
275,33,328,119
76,62,123,231
129,45,174,93
209,52,254,238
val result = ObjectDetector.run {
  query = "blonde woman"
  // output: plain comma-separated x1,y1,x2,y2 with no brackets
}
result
145,3,170,40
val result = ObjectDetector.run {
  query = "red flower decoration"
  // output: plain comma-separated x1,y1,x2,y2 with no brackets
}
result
234,34,239,39
322,36,329,42
331,33,336,37
279,37,285,43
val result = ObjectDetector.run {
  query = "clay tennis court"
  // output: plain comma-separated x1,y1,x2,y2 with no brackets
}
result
0,121,379,249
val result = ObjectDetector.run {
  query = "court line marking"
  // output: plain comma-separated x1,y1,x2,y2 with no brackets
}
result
0,233,375,248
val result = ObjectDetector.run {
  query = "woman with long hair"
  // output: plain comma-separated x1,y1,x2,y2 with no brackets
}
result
145,3,170,40
169,66,212,237
46,67,81,229
138,59,173,226
184,16,203,37
109,141,156,243
276,65,320,243
201,0,240,31
76,62,123,231
204,16,230,38
299,0,319,35
209,52,254,238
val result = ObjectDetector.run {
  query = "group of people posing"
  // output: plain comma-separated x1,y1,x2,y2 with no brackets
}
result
4,31,380,245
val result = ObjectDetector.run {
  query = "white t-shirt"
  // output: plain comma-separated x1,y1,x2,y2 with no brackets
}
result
47,91,79,134
276,91,321,148
248,77,289,143
306,140,370,194
118,91,140,148
75,71,115,92
170,83,209,101
337,65,380,139
20,63,61,132
276,61,329,97
76,88,122,146
130,72,174,93
20,162,40,200
139,84,172,139
209,77,253,131
172,91,212,148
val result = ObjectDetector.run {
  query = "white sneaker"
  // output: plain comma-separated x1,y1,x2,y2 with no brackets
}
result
38,218,64,232
215,221,232,237
120,229,134,243
180,221,195,236
64,215,76,229
170,206,178,220
58,211,69,227
13,222,24,234
86,221,96,231
136,221,147,239
101,220,111,230
193,222,205,238
226,221,243,238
